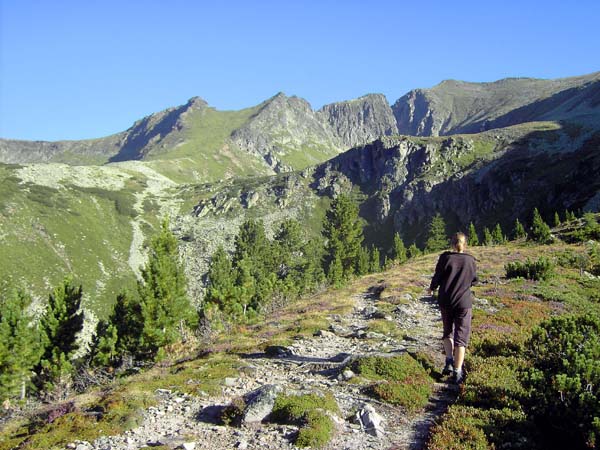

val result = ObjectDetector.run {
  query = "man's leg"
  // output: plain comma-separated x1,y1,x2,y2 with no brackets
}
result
443,337,454,360
440,305,455,374
454,345,466,371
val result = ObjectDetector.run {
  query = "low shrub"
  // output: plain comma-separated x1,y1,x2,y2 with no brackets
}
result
522,313,600,449
352,355,433,412
271,392,339,448
505,257,554,281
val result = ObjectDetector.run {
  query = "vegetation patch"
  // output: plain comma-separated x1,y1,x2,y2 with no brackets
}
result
271,392,339,448
352,355,433,412
505,257,554,281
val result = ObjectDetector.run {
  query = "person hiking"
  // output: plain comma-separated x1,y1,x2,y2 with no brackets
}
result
427,232,477,384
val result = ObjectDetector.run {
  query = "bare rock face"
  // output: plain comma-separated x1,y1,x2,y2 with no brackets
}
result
318,94,398,149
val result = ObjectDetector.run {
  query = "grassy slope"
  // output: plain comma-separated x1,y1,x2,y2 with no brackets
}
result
145,106,273,183
0,165,142,319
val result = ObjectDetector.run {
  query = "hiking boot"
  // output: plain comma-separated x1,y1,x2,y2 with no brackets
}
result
442,358,454,376
454,368,466,385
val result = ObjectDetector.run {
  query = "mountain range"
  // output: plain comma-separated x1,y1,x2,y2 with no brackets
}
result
1,71,599,326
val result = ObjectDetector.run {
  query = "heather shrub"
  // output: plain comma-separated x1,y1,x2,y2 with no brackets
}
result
505,257,554,281
522,314,600,449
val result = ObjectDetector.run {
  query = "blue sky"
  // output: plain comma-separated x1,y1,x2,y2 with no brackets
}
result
1,0,599,141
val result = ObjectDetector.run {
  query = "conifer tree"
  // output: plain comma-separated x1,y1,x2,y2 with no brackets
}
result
204,245,236,311
273,219,304,290
88,290,143,366
483,227,493,246
468,222,479,246
425,214,448,253
322,195,364,284
355,246,370,276
89,320,118,367
407,243,422,259
530,208,553,244
513,218,527,240
492,223,505,245
327,253,344,288
298,237,326,292
138,219,196,359
233,219,276,307
392,233,407,263
36,279,84,395
0,290,40,401
554,212,561,227
369,247,381,273
564,209,571,223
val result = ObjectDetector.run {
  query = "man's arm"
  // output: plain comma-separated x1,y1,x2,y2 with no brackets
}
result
429,255,444,294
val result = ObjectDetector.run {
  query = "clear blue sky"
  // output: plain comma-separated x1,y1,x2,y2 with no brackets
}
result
1,0,599,141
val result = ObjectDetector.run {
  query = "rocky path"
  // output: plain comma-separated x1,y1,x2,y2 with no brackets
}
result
73,285,456,450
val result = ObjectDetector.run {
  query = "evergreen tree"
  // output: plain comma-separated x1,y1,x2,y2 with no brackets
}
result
554,212,561,227
0,290,40,401
327,253,344,288
89,320,118,367
355,246,370,276
138,219,196,359
513,218,527,240
492,223,505,245
36,278,84,395
273,219,304,291
88,290,143,367
369,247,381,273
468,222,479,246
407,243,422,259
204,246,236,311
425,214,448,253
233,219,276,308
322,195,364,284
564,209,571,223
530,208,553,244
298,237,326,292
392,233,407,263
483,227,494,246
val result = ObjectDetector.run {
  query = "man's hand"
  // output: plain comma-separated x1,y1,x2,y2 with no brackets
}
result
427,288,434,296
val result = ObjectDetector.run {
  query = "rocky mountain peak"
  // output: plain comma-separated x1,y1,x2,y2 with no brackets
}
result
318,94,398,149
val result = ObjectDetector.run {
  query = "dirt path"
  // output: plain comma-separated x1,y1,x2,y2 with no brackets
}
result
82,284,456,450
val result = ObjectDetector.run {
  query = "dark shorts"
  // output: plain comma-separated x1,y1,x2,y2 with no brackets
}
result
440,306,472,347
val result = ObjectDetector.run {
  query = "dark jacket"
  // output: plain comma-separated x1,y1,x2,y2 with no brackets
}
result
430,251,478,309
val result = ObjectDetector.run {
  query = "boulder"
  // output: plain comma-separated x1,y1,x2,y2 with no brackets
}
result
242,384,283,424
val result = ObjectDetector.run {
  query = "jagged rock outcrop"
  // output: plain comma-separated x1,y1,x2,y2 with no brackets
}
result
393,72,600,136
230,93,340,171
318,94,398,148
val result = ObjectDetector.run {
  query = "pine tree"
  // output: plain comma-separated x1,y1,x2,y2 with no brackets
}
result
89,320,118,367
205,246,236,311
492,223,505,245
355,246,370,276
513,218,527,240
0,290,40,401
369,247,381,273
36,278,84,395
468,222,479,246
392,233,407,263
530,208,553,244
298,237,326,292
233,219,276,308
554,212,561,227
138,219,196,359
327,253,344,288
322,195,364,284
407,243,422,259
273,219,304,291
425,214,448,253
483,227,493,246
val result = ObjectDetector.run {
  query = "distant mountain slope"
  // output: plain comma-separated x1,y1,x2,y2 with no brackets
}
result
0,93,397,182
392,72,600,136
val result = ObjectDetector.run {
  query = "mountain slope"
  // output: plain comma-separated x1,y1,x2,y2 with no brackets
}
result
393,71,600,136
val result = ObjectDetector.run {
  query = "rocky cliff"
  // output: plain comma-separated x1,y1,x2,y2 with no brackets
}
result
392,72,600,136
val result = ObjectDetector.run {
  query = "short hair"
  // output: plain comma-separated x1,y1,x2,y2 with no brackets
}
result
451,232,467,252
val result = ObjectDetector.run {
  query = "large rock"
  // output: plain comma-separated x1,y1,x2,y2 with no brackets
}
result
356,403,385,437
241,384,283,424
